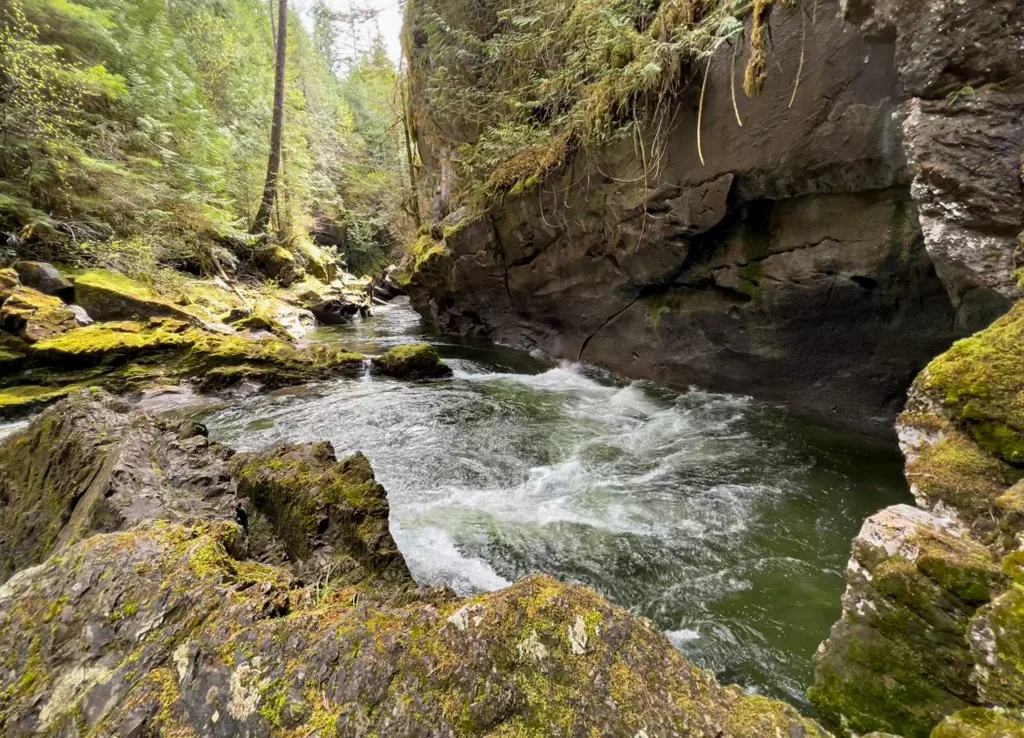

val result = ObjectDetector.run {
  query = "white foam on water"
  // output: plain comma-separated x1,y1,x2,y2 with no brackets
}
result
393,524,511,596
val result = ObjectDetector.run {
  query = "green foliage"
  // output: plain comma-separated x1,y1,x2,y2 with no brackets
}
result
0,0,411,277
406,0,783,203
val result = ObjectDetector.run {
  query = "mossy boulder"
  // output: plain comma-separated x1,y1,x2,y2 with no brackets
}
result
11,261,72,300
0,286,78,343
0,383,82,419
72,269,196,322
231,443,411,584
916,301,1024,465
968,552,1024,708
178,333,365,390
371,343,453,379
0,521,830,738
28,319,200,366
931,708,1024,738
260,245,305,286
810,505,1005,738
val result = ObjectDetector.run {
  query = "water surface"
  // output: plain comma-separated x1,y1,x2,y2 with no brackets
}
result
202,298,911,708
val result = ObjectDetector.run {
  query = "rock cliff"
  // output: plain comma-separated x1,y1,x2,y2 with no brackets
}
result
403,0,1024,434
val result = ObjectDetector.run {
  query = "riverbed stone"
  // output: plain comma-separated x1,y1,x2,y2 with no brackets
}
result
371,343,452,379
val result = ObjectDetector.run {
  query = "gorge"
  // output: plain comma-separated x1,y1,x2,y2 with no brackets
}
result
0,0,1022,736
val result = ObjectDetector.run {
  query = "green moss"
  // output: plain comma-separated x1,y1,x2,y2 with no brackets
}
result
0,286,77,342
370,344,452,379
0,383,81,415
644,291,688,329
905,432,1019,521
921,301,1024,464
931,708,1024,738
73,269,197,322
30,320,199,366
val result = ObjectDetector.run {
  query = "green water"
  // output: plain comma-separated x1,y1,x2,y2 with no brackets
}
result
202,298,912,710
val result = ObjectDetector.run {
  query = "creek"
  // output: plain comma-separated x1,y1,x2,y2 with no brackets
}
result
202,297,912,709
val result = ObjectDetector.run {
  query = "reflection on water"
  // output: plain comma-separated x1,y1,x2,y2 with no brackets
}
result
201,298,911,709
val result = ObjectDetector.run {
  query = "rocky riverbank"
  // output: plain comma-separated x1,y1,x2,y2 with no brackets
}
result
0,389,830,737
0,261,383,417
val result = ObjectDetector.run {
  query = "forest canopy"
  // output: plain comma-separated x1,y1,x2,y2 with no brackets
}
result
0,0,409,278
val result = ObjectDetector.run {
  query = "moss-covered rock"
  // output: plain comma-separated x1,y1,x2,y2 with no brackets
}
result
260,245,305,286
931,708,1024,738
371,343,453,379
28,319,200,366
968,551,1024,708
178,333,365,390
810,505,1005,738
72,269,197,322
0,287,77,343
0,521,830,738
0,268,20,301
0,383,82,419
231,443,412,584
917,301,1024,465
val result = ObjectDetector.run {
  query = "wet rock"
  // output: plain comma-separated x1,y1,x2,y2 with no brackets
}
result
231,443,412,584
12,261,73,300
0,389,238,582
73,269,197,322
0,522,829,738
372,266,406,301
809,505,1005,737
0,286,77,343
370,344,452,379
309,297,361,325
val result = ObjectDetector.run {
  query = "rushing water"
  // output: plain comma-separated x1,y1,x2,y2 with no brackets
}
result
201,297,911,710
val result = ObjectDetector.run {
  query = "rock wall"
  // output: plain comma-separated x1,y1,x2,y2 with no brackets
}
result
405,0,977,434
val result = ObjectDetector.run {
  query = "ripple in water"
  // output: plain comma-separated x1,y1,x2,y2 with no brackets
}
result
201,298,911,710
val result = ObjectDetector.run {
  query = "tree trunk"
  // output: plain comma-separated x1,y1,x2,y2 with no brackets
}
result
252,0,288,235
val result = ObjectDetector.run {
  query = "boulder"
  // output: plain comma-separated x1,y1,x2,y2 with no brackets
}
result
0,286,77,342
930,708,1024,738
309,297,361,325
231,443,411,583
370,343,452,379
11,260,73,300
260,245,305,286
72,269,196,322
809,505,1005,737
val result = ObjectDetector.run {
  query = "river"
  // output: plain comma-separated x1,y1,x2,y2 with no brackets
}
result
201,297,911,710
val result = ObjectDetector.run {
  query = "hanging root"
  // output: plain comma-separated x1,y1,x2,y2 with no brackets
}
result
697,54,714,165
788,6,806,108
743,0,774,97
731,39,744,126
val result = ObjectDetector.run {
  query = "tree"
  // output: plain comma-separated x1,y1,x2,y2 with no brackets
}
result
251,0,288,235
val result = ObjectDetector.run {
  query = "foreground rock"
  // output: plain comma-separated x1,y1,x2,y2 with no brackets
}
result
812,297,1024,736
0,286,77,342
371,343,453,379
0,392,829,738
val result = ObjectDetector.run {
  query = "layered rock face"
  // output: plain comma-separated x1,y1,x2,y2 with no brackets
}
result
406,0,970,433
810,303,1024,737
0,391,831,737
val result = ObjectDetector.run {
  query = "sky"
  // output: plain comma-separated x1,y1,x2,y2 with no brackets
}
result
296,0,405,63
